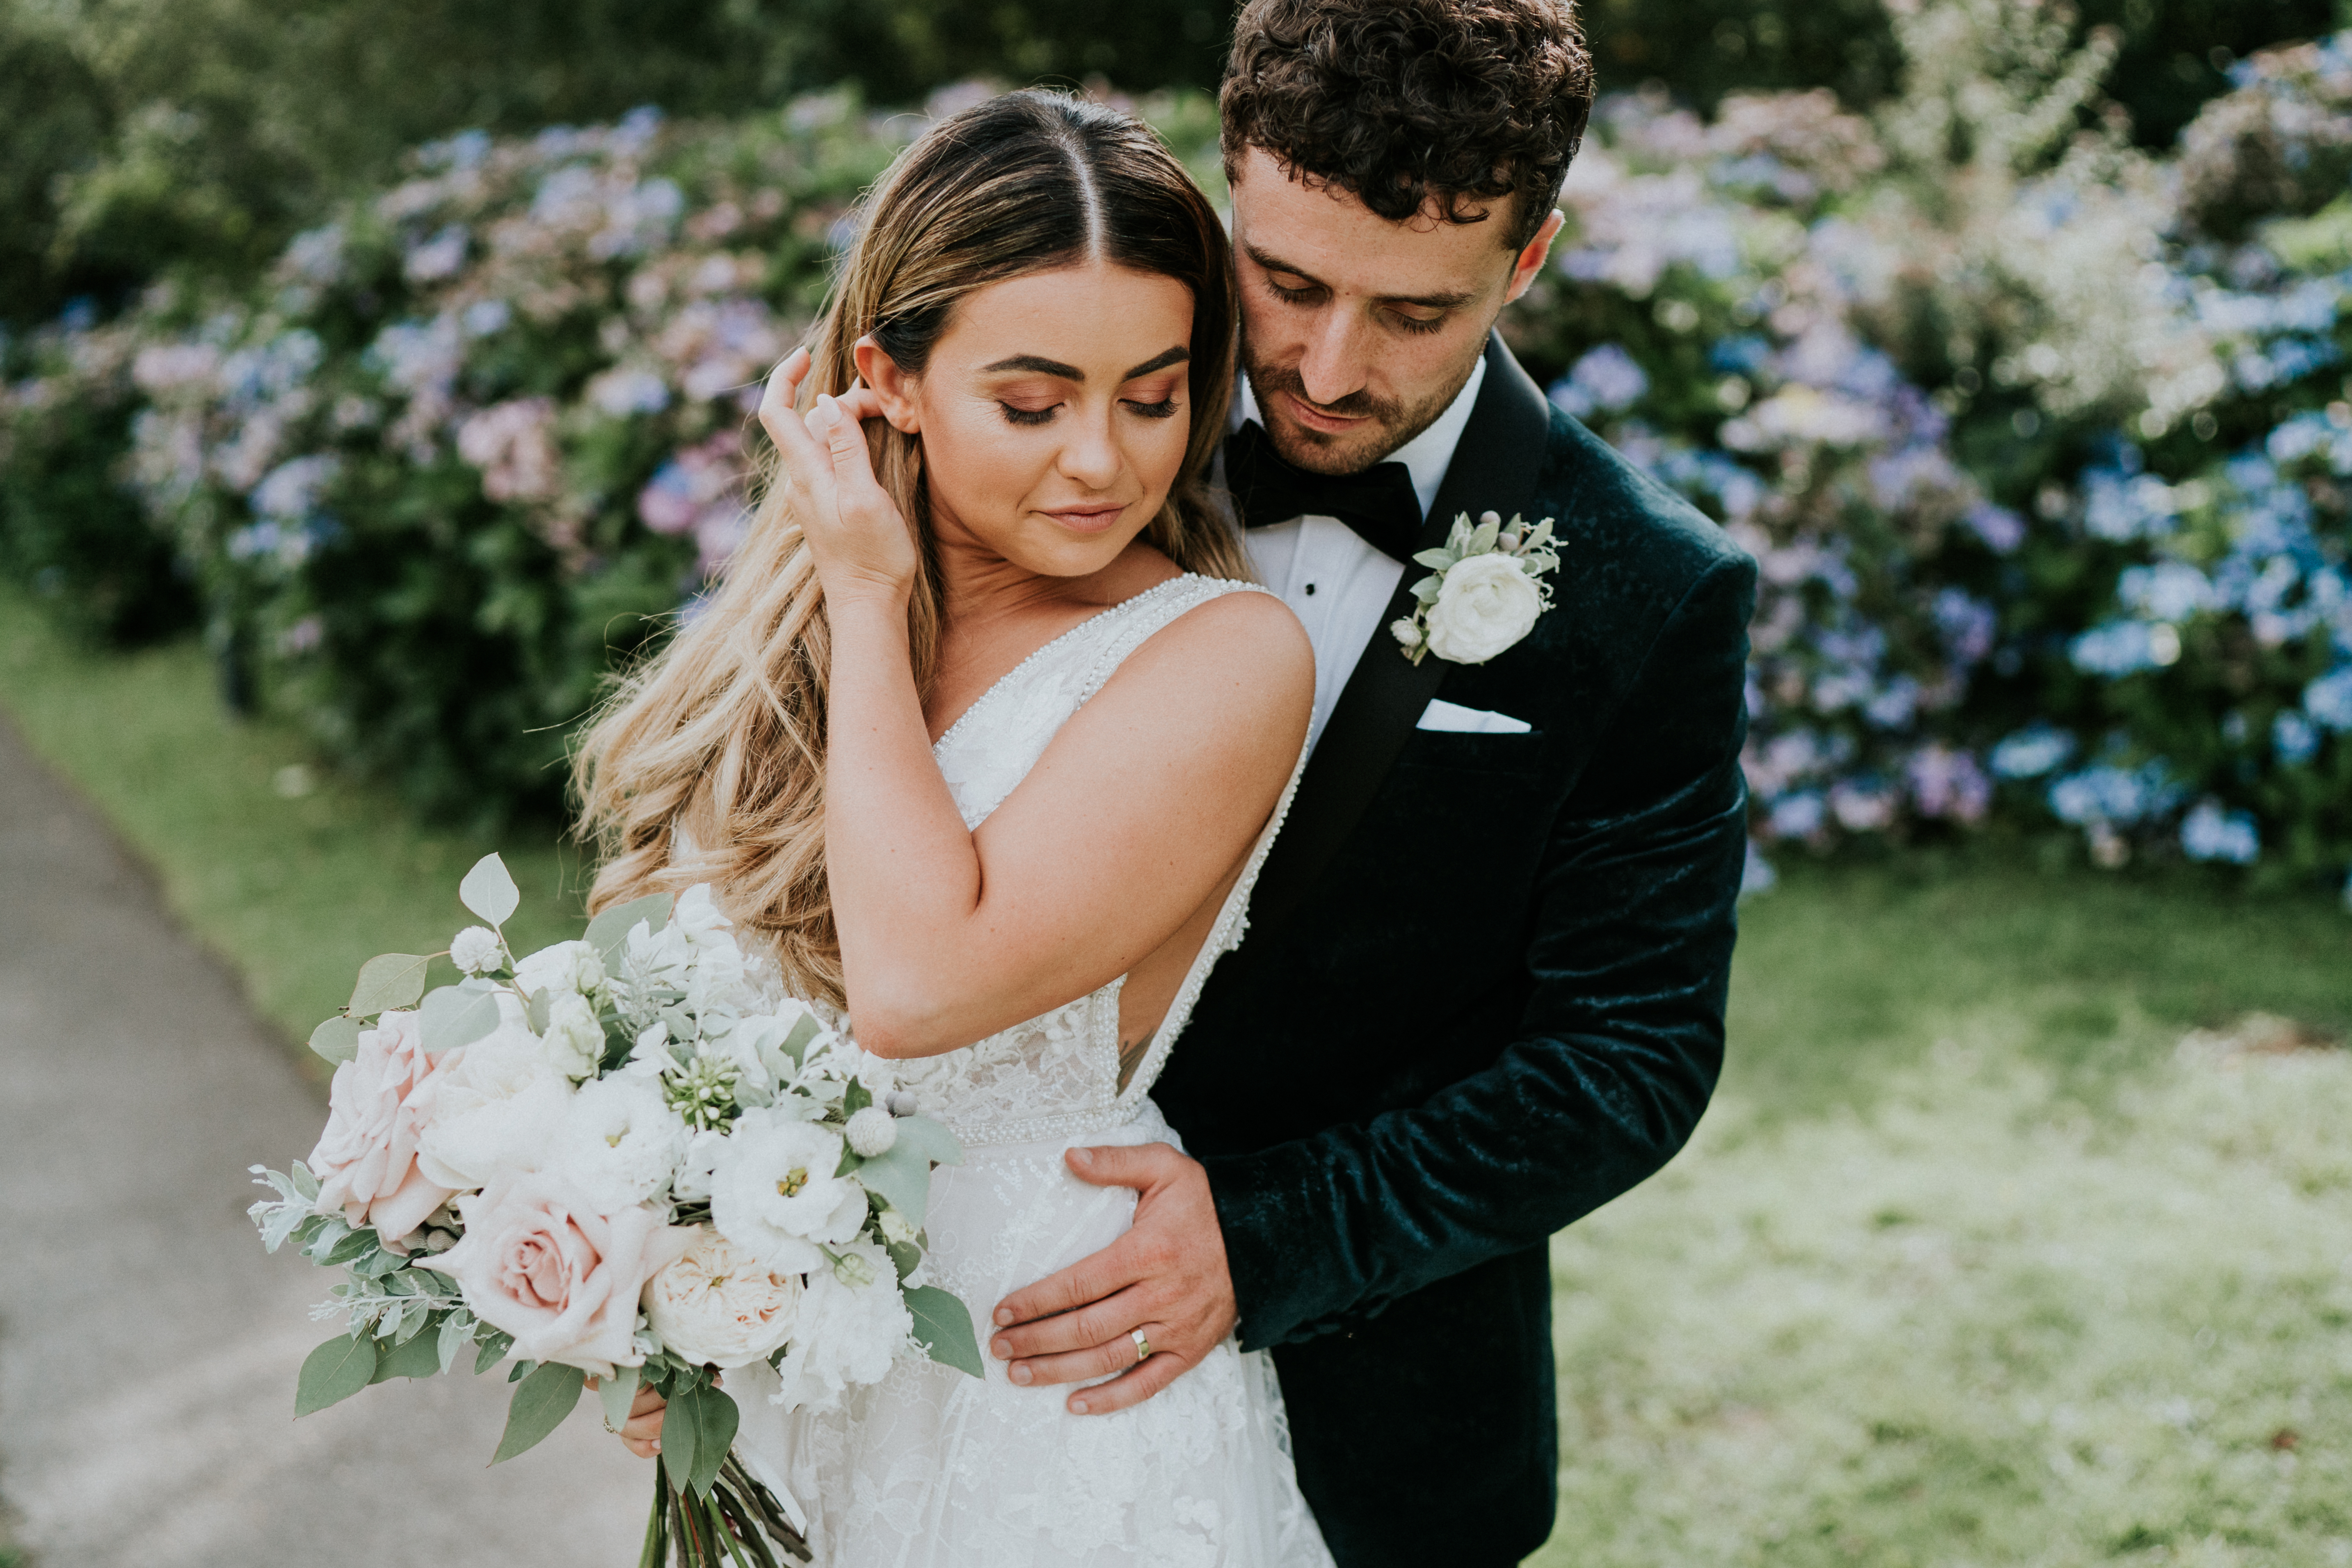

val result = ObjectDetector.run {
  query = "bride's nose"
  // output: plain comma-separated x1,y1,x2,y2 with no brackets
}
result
1054,407,1123,491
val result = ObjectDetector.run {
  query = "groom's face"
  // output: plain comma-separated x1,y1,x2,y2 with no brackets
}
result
1230,145,1561,475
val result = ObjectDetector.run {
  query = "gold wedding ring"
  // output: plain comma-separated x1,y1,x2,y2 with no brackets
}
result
1131,1328,1153,1364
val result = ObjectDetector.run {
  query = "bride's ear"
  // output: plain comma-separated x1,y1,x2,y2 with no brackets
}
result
852,336,921,433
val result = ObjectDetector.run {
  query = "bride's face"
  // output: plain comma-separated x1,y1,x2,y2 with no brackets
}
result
856,261,1196,578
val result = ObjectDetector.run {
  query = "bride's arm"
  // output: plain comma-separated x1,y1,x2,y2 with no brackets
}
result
766,351,1312,1060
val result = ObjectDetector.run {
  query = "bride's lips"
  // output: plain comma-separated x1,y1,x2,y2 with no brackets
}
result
1038,504,1127,534
1282,391,1371,435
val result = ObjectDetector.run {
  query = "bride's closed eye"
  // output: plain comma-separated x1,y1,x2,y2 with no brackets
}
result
995,396,1182,425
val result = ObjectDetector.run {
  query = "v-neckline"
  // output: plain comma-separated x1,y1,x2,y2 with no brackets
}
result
927,574,1198,755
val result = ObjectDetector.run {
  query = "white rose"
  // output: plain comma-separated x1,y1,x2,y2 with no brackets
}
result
543,991,606,1079
764,1238,912,1413
414,1012,574,1189
550,1074,688,1212
645,1227,805,1369
1423,553,1545,664
449,926,505,976
844,1105,897,1158
514,939,606,999
710,1110,868,1273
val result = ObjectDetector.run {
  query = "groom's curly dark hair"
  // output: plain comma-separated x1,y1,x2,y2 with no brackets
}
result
1221,0,1593,252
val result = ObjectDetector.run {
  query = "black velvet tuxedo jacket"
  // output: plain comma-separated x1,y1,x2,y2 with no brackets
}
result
1154,334,1756,1567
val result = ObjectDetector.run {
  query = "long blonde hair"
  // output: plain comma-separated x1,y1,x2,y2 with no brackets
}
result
574,90,1250,1004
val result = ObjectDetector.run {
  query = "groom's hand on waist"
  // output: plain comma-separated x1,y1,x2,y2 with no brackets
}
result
987,1143,1237,1415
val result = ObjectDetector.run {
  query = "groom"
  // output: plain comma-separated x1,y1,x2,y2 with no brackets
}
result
990,1,1755,1561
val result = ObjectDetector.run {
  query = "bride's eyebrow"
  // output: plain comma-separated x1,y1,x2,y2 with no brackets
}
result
979,347,1190,382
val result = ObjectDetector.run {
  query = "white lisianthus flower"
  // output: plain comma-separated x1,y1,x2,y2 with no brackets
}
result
1424,553,1545,664
1390,616,1423,649
550,1074,688,1213
671,884,734,949
413,1008,574,1189
542,991,606,1079
710,1110,867,1273
765,1238,912,1413
514,939,606,999
671,1128,728,1202
845,1105,896,1158
449,926,505,976
645,1227,804,1369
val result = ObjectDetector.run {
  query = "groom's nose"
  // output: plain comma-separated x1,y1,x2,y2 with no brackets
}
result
1295,309,1374,409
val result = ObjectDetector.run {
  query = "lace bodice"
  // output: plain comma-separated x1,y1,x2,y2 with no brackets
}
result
880,574,1302,1148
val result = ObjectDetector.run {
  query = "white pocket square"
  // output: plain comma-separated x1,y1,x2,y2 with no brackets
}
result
1416,699,1532,734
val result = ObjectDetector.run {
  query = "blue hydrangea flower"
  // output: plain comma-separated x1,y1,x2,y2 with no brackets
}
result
1548,345,1651,419
2070,621,2181,677
2179,800,2261,864
1991,725,2077,780
2273,709,2320,765
2048,761,2181,827
2306,667,2352,731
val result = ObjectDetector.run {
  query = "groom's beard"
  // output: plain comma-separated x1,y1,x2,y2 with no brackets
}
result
1240,352,1463,477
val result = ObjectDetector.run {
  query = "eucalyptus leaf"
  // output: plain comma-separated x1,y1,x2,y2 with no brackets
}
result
437,1313,472,1374
904,1285,984,1379
852,1141,933,1227
585,891,673,965
348,953,431,1017
321,1226,376,1267
308,1015,361,1066
475,1329,516,1375
371,1324,445,1383
296,1334,379,1416
888,1115,963,1169
458,853,521,926
418,984,501,1055
507,1358,538,1384
886,1239,921,1282
526,987,553,1034
492,1362,586,1464
842,1078,873,1117
1411,548,1455,570
662,1380,738,1499
597,1363,640,1431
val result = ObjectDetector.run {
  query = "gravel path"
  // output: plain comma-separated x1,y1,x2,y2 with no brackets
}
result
0,715,643,1567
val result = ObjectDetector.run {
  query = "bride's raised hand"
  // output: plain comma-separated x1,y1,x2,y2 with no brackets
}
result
758,345,919,606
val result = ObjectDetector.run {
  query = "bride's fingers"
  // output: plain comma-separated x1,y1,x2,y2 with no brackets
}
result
807,394,907,542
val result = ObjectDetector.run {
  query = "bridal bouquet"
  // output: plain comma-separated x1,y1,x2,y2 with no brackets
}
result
248,855,980,1567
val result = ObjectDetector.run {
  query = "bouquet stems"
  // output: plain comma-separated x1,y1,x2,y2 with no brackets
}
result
642,1449,810,1567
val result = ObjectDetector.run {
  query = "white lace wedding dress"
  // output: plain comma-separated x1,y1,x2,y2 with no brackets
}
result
731,574,1335,1568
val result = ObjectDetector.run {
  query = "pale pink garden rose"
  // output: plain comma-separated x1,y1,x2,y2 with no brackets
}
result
308,1010,461,1249
422,1172,693,1376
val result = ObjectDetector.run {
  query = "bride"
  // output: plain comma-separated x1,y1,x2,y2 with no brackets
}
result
574,90,1335,1566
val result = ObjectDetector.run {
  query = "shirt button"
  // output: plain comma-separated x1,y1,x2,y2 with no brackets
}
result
1304,583,1317,596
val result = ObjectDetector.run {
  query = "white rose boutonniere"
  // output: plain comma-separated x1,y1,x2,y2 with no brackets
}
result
1391,510,1561,666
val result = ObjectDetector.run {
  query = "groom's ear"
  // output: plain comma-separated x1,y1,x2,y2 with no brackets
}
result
1502,210,1566,307
853,336,922,433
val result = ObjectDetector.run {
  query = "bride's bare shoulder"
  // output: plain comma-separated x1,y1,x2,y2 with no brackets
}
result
1100,582,1312,737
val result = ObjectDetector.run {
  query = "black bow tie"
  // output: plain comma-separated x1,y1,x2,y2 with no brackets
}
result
1223,419,1424,562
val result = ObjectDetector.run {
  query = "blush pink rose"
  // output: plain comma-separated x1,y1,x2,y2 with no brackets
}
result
309,1010,461,1248
422,1172,693,1376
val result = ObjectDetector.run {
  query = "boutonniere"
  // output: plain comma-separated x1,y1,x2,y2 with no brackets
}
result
1390,510,1562,666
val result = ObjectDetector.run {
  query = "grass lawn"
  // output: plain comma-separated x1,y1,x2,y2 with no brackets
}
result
5,594,2350,1563
0,586,586,1056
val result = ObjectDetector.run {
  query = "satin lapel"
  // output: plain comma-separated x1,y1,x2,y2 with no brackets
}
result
1246,332,1556,935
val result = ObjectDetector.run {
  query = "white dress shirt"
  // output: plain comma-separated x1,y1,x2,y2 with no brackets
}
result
1237,356,1488,755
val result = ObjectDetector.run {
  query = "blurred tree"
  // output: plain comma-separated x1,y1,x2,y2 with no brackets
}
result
0,0,2340,332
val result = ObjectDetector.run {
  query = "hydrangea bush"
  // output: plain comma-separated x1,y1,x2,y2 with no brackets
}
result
0,14,2345,896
